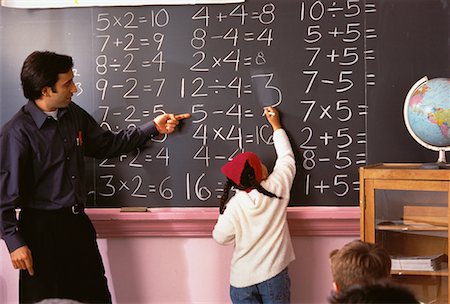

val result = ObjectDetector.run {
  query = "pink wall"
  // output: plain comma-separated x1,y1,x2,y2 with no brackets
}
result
0,207,359,303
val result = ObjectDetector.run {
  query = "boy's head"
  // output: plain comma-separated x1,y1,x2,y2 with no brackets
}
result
328,280,419,304
329,240,391,293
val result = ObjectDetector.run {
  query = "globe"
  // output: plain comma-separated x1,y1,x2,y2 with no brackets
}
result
403,76,450,168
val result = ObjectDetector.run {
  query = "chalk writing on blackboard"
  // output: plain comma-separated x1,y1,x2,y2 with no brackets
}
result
1,0,446,207
71,1,374,207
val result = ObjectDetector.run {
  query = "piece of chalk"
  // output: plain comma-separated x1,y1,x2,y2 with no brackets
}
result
268,112,275,116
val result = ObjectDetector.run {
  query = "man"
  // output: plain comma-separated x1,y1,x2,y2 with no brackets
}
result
329,239,392,294
0,51,190,303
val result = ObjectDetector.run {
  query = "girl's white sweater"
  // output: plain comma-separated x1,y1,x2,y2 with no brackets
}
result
212,128,296,287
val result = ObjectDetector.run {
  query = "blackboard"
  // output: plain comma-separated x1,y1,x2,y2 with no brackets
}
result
365,0,449,164
0,0,447,208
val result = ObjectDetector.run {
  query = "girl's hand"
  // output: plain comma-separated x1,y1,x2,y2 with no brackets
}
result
264,106,281,131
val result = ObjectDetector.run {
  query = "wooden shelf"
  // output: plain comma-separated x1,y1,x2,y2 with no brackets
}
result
377,223,448,232
360,163,450,303
392,270,449,276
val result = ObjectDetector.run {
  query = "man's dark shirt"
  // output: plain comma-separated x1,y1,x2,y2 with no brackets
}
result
0,101,158,252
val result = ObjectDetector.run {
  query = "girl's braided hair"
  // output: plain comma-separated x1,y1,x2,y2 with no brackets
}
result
219,161,280,214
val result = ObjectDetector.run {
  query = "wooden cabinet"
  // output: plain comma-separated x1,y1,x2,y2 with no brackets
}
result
360,163,450,304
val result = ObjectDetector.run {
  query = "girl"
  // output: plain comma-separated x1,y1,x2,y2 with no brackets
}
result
213,106,296,304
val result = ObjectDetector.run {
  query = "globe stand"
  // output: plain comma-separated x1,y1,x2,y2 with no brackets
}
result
421,150,450,169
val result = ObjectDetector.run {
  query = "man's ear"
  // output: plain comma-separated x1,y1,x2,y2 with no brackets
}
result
332,282,339,293
41,86,51,97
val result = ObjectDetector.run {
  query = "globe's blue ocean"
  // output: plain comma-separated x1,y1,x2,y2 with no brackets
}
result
406,78,450,148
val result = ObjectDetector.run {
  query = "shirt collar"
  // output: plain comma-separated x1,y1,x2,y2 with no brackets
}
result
25,100,68,129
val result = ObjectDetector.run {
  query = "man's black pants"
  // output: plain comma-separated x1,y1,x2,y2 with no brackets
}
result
18,207,112,304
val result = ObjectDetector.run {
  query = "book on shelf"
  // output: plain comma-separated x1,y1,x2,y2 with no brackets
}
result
391,253,448,271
